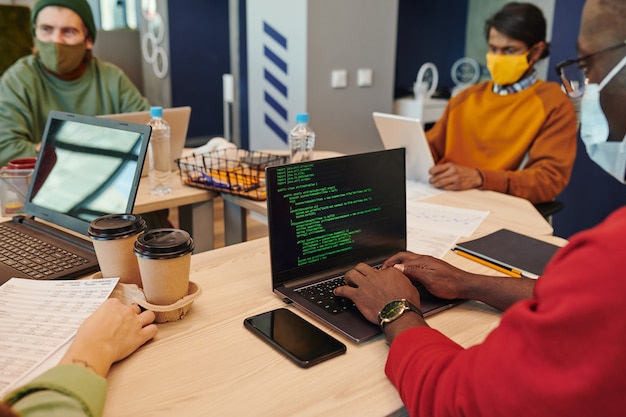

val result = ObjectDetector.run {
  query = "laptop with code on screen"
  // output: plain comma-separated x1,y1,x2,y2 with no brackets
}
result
266,149,460,344
0,111,151,285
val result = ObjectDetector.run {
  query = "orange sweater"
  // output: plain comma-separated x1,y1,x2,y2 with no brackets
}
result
426,80,577,203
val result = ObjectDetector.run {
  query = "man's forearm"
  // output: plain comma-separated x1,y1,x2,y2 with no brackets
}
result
462,275,536,311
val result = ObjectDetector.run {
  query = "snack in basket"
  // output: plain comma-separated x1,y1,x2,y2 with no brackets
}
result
177,149,288,200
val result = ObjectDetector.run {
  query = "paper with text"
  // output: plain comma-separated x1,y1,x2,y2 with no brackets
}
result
0,278,118,397
406,201,489,258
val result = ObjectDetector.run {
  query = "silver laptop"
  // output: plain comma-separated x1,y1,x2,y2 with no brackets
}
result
99,106,191,175
373,112,435,183
266,149,461,344
0,111,151,285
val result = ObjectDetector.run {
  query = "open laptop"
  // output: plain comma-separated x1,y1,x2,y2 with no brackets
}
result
266,149,461,344
0,111,151,285
373,112,435,183
99,106,191,175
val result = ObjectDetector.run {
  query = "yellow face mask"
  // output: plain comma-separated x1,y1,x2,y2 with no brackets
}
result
486,51,532,86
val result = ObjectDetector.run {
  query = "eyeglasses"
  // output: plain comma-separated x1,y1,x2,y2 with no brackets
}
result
555,40,626,98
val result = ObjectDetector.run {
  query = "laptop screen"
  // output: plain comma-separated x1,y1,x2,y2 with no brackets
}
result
266,149,407,286
24,111,151,236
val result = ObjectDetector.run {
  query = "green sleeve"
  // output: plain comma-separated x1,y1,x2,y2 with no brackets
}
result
3,365,107,417
0,59,40,167
113,64,151,113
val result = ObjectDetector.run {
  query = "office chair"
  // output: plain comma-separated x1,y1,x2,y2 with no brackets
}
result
534,200,564,224
0,5,33,76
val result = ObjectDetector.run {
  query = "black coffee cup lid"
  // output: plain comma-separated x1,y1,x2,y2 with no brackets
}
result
88,214,146,240
134,228,195,259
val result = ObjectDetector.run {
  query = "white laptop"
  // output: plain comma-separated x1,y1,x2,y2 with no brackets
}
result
99,106,191,175
373,112,435,183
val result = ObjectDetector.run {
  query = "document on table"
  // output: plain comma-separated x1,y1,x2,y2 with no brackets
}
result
0,277,119,397
406,201,489,258
406,180,444,201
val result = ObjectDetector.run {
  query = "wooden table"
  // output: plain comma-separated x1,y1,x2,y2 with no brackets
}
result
102,189,564,416
133,178,218,253
222,185,555,246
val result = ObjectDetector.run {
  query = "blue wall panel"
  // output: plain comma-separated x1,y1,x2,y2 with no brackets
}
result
168,0,230,140
395,0,469,97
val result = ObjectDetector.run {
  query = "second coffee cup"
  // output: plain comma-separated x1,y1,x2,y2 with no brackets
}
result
134,228,195,305
88,214,147,286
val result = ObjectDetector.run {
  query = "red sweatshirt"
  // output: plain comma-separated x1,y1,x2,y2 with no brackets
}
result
386,207,626,416
426,81,577,204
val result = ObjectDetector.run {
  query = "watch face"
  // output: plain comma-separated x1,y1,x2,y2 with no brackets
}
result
380,299,406,321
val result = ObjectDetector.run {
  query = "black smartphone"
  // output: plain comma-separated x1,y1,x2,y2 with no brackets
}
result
244,308,347,368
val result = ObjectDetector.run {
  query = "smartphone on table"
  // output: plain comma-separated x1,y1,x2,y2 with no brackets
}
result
244,308,347,368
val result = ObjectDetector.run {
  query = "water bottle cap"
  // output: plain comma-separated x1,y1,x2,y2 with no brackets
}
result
150,106,163,118
295,113,309,124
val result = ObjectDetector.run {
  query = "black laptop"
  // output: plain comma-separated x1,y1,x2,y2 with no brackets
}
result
0,111,151,285
266,149,461,344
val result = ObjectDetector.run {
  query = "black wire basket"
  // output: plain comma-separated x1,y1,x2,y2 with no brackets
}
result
176,149,289,200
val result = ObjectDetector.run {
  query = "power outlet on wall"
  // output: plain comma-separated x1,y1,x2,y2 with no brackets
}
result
331,70,348,88
357,68,373,87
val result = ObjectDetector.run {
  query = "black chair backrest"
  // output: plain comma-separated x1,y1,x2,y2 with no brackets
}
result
0,5,33,76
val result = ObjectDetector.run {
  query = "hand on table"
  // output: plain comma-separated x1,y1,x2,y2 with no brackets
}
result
429,162,483,190
59,298,158,377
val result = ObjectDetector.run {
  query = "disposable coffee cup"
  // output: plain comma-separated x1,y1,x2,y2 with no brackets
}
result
88,214,147,286
134,228,195,305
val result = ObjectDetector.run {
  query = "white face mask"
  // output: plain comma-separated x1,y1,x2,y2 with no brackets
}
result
580,55,626,183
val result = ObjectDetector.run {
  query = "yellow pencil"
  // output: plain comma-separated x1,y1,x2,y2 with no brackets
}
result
453,249,523,278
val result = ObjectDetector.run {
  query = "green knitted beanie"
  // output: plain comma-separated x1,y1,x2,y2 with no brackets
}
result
31,0,97,42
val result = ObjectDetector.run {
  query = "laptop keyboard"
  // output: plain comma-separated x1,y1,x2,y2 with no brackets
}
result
294,264,383,315
295,276,356,315
0,224,90,279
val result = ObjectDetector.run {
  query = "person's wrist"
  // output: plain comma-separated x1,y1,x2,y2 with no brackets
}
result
383,310,428,345
60,340,115,377
475,169,484,188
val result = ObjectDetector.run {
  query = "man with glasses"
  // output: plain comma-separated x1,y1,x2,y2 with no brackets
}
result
426,3,577,205
0,0,149,167
335,1,626,414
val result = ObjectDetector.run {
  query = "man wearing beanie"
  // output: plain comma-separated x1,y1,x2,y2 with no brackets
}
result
0,0,150,167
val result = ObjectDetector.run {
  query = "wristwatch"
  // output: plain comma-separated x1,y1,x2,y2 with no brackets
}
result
378,299,423,329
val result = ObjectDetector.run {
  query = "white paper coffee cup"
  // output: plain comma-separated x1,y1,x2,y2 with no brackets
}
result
134,228,195,305
88,214,146,286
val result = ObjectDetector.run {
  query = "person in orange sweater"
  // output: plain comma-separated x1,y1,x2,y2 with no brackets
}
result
427,2,577,204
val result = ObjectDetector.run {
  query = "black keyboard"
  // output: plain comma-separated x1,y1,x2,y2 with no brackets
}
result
0,224,90,279
295,276,356,315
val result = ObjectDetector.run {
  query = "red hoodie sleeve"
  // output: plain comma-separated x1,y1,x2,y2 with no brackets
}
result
385,207,626,417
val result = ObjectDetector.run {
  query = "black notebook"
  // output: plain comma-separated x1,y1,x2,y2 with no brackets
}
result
454,229,561,279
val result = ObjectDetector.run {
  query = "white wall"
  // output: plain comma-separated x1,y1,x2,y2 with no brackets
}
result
246,0,308,151
246,0,399,154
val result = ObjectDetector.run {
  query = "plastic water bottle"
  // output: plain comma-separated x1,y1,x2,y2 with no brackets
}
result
147,106,172,195
289,113,316,163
